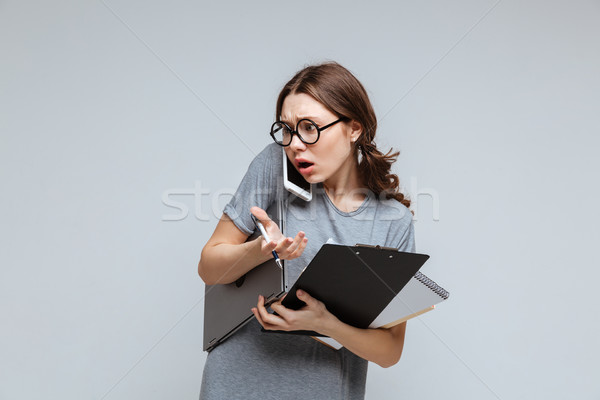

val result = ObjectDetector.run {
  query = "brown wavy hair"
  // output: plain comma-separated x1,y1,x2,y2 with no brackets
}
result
275,61,412,212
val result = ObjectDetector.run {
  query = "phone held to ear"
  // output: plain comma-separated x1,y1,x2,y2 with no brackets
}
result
282,147,312,201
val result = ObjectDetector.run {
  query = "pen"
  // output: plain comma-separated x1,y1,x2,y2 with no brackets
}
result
251,214,283,270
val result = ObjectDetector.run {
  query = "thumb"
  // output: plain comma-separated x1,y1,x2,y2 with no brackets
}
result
296,289,314,305
250,206,273,226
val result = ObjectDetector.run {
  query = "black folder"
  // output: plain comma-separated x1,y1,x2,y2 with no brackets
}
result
262,243,430,337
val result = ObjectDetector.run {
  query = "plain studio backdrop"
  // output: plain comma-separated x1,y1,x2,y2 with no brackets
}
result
1,0,598,399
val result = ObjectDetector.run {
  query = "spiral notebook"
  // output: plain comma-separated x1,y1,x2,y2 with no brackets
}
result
316,271,450,350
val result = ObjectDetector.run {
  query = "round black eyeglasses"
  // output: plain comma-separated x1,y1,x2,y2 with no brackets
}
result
270,117,348,146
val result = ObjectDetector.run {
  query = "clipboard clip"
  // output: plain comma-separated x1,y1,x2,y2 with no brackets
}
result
354,243,399,251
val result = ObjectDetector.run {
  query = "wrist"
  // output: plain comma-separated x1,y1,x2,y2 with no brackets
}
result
319,312,342,337
248,236,272,264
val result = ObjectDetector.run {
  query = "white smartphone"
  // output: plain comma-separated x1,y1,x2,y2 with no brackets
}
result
282,147,312,201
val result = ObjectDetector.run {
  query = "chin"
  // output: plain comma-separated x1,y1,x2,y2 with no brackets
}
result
304,175,321,184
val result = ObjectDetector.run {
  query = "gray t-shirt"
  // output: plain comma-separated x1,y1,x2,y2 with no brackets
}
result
200,143,416,400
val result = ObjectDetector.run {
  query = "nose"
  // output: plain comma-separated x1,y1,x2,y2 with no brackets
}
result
288,132,307,151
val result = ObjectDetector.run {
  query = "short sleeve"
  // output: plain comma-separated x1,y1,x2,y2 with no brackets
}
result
387,207,416,253
395,219,416,253
223,143,280,236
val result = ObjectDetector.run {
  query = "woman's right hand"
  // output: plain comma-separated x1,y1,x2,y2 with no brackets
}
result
250,206,308,260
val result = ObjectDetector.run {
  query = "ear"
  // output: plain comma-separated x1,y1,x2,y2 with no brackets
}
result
347,119,362,143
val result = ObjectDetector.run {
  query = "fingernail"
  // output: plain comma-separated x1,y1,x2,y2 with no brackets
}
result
297,289,304,295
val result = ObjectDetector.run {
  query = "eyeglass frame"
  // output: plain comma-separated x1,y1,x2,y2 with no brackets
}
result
270,117,349,146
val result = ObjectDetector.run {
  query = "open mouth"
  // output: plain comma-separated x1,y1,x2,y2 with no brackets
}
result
296,160,315,174
298,161,313,169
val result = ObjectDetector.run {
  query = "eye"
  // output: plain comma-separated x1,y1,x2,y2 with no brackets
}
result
300,121,315,131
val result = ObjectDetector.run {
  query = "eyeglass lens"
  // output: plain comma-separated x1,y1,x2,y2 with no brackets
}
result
271,120,319,145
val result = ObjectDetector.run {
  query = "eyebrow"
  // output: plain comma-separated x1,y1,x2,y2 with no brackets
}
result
280,115,323,124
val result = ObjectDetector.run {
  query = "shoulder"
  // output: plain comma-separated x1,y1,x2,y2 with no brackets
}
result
243,142,282,178
373,194,413,226
374,195,415,251
252,142,282,166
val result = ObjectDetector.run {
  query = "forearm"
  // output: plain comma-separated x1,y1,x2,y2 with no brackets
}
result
198,237,272,285
321,319,407,368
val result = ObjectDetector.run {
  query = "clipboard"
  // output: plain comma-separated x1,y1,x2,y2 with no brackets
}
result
262,243,430,337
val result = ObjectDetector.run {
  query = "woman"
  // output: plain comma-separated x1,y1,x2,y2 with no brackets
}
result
198,61,415,400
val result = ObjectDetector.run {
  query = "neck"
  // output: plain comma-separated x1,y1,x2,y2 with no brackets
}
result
322,152,365,201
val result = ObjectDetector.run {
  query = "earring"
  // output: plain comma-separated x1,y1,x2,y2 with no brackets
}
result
356,142,363,163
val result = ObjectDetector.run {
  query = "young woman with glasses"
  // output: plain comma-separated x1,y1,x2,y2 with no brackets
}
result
198,61,415,400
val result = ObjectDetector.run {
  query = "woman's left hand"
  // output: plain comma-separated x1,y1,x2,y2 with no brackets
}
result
252,290,336,334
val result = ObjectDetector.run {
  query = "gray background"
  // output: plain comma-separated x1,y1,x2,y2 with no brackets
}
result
1,0,598,399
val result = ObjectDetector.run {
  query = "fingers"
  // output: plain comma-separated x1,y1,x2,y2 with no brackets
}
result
252,297,274,330
250,206,268,220
252,295,288,330
254,293,324,333
251,206,283,244
274,231,308,260
252,307,276,330
284,231,305,255
250,207,309,261
250,206,275,229
296,289,316,307
262,239,277,254
269,301,293,320
288,234,308,259
256,238,276,258
273,236,293,253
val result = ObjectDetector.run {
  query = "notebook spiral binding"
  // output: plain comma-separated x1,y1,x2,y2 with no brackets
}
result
414,271,450,300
